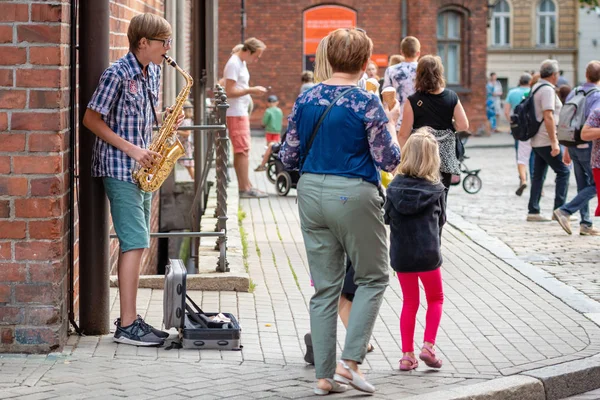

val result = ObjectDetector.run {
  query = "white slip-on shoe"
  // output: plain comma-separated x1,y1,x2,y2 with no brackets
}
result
333,360,375,394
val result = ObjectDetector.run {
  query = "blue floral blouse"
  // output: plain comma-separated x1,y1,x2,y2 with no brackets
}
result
280,83,401,185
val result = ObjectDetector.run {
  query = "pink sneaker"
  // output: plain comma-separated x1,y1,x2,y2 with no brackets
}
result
419,344,442,368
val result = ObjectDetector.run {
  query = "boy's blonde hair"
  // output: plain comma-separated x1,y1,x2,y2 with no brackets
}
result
128,13,172,51
389,54,404,66
314,36,333,83
397,128,440,183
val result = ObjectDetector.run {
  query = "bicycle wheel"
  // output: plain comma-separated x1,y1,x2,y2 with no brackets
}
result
463,173,482,194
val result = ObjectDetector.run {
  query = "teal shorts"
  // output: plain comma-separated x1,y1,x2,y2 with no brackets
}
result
103,177,152,253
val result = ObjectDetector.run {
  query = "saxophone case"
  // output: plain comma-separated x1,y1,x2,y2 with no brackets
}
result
163,259,242,350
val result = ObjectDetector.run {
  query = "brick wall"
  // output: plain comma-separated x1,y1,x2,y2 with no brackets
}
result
0,0,71,352
217,0,487,131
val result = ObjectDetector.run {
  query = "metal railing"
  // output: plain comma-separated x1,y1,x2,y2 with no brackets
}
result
110,85,230,273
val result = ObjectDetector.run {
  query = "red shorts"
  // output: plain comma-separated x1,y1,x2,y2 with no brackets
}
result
265,132,281,144
227,116,250,154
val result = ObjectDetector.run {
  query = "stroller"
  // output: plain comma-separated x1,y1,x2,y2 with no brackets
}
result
450,132,482,194
265,143,300,196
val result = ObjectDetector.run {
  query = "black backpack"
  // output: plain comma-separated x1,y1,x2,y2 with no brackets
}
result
510,84,551,141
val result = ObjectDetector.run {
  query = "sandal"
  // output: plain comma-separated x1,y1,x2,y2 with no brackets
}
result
399,355,418,371
314,378,348,396
419,344,443,369
254,165,267,172
334,360,375,393
367,343,375,353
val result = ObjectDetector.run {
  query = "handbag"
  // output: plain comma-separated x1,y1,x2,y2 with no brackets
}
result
455,132,465,160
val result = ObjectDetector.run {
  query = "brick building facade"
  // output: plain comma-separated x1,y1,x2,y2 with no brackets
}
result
218,0,488,132
0,0,167,353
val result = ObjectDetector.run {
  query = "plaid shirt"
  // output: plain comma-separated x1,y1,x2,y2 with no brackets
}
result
88,52,161,183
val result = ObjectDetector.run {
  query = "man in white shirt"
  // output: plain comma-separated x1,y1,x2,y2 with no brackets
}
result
527,59,570,221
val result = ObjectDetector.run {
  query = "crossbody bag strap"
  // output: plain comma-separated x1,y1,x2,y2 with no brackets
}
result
299,86,358,172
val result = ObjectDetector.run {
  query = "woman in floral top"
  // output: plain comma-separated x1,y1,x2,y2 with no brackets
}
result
581,108,600,217
280,28,400,396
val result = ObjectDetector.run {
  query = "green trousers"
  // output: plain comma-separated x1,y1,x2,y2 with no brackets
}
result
298,173,390,379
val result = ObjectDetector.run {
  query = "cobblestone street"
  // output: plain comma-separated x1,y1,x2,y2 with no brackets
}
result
1,137,599,399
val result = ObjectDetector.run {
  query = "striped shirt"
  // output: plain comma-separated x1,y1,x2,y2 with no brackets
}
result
88,52,161,183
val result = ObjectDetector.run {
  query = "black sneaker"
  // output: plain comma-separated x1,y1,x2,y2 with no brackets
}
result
113,318,165,347
136,315,169,339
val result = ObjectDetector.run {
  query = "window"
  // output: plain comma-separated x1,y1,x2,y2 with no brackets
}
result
491,0,510,46
537,0,556,46
437,11,461,85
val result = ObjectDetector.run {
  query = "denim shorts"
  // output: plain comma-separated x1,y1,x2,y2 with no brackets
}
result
103,177,152,252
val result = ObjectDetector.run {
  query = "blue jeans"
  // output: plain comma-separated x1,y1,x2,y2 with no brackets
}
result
559,145,596,226
528,146,570,214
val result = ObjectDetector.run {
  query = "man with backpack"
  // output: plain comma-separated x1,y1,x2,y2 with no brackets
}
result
553,61,600,235
526,59,570,222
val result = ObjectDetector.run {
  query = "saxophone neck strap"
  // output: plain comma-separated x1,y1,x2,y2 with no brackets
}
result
147,87,159,127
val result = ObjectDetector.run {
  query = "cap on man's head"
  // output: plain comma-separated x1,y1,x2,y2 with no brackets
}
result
267,95,278,103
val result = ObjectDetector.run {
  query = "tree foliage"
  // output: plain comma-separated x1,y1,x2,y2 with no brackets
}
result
579,0,599,7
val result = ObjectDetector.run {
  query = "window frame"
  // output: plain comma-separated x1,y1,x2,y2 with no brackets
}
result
437,10,462,86
536,0,557,47
491,0,511,47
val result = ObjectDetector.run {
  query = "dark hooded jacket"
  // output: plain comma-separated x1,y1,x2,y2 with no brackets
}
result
384,175,446,273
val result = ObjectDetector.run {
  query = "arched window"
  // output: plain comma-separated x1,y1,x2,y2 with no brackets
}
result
491,0,510,46
437,11,461,85
537,0,556,46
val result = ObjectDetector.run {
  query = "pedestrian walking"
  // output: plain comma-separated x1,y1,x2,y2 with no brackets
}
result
581,107,600,219
385,128,446,371
486,72,503,132
382,36,420,129
505,73,533,195
526,59,570,221
280,28,401,395
302,35,377,367
399,55,469,190
224,37,269,198
554,61,600,235
83,13,184,346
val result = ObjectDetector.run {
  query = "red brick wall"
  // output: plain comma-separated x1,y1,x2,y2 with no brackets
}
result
0,0,71,352
218,0,486,131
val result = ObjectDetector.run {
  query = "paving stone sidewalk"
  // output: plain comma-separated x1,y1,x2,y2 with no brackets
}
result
1,137,599,399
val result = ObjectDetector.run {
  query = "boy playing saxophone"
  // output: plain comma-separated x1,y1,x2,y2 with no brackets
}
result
83,13,183,346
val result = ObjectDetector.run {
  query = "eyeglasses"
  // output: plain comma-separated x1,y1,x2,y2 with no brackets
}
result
148,37,173,48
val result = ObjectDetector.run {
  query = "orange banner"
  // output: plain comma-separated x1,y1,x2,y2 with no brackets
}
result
303,6,357,55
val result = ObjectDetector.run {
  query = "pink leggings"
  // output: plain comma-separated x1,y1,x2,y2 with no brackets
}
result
397,268,444,353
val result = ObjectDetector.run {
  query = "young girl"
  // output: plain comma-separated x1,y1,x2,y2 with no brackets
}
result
384,128,446,371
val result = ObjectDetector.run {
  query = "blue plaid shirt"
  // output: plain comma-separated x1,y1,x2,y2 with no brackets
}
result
88,52,161,183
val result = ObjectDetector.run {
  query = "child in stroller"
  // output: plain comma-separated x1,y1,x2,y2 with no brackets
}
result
450,131,482,194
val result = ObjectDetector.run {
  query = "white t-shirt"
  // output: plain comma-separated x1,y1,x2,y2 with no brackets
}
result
223,54,251,117
531,79,563,148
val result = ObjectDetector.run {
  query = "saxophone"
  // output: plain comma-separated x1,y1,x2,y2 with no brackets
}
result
132,55,193,192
